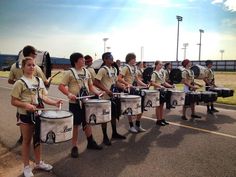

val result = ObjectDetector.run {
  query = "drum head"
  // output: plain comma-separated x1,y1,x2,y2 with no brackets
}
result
169,68,182,84
40,110,72,119
121,95,140,99
142,89,158,93
85,99,109,103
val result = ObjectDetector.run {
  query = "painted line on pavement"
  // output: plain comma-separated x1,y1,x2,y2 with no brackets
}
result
143,115,236,139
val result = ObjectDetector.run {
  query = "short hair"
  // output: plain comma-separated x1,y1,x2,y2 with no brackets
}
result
70,53,83,67
125,53,136,63
154,60,162,66
23,45,37,57
164,62,171,69
205,60,213,66
102,52,113,60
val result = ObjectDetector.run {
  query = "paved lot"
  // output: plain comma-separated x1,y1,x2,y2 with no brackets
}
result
0,77,236,177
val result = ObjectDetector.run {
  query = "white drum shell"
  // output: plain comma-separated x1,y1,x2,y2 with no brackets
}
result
120,95,142,115
170,91,185,106
84,99,111,124
40,110,73,144
142,89,160,107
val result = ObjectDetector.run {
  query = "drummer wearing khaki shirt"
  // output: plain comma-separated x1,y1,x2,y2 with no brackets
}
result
181,59,202,120
58,52,103,158
94,52,126,146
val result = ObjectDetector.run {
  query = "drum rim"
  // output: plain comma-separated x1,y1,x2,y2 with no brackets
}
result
120,95,141,99
84,99,110,103
40,110,73,119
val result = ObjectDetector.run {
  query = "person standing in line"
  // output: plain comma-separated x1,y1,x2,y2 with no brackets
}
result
203,60,219,114
150,60,174,126
58,52,103,158
136,61,144,83
118,53,147,133
94,52,126,146
181,59,202,120
84,55,96,81
8,45,50,144
11,56,62,177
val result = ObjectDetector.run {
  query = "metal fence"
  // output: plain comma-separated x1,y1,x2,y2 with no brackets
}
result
141,60,236,72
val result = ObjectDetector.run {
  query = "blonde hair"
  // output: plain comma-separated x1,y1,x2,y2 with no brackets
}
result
21,57,34,68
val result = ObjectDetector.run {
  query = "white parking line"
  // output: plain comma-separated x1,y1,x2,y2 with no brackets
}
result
143,116,236,139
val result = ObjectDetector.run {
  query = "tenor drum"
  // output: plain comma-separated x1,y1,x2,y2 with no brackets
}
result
120,95,142,115
200,91,218,103
84,99,111,124
40,110,73,144
170,90,185,106
191,64,207,79
185,92,201,105
209,87,234,98
142,89,160,108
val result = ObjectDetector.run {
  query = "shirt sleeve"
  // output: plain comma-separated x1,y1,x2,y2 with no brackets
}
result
35,65,47,82
60,70,71,86
11,80,23,99
95,68,106,81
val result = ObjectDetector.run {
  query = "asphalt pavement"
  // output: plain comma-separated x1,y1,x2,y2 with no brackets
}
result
0,77,236,177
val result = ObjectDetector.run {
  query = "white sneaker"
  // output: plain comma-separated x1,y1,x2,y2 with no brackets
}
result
135,125,146,132
23,165,34,177
35,161,53,171
129,126,138,133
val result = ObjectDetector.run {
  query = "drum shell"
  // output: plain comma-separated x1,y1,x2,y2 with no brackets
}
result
120,95,142,115
209,87,234,98
40,110,73,144
191,64,207,79
142,89,160,108
209,88,222,97
200,91,218,103
170,91,185,106
185,92,201,105
84,99,111,124
169,66,185,84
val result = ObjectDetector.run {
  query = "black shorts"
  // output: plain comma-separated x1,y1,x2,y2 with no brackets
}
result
17,113,36,125
69,103,86,127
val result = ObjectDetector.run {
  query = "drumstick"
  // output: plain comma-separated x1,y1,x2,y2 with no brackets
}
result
76,95,95,100
36,108,59,111
46,71,62,88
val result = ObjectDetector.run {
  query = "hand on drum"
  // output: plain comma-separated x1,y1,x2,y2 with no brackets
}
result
55,100,63,109
24,103,37,112
68,93,77,101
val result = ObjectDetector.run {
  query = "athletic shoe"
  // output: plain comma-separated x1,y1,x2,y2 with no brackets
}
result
135,125,146,132
207,110,214,115
129,126,138,133
71,146,79,158
112,133,126,139
103,138,112,146
181,116,188,120
35,161,53,171
87,141,103,150
191,114,201,119
211,108,219,112
162,119,169,125
23,165,34,177
156,120,166,126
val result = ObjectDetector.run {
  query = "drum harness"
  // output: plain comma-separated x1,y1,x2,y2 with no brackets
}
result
20,76,44,148
103,65,122,120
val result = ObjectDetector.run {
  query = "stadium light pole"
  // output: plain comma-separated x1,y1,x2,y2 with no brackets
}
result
141,46,144,61
176,15,183,66
198,29,204,61
182,43,189,60
103,38,109,53
220,50,224,60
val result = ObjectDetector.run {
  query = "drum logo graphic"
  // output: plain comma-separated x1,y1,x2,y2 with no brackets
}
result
62,125,72,133
89,114,97,124
172,96,185,106
45,131,56,144
145,100,152,107
102,109,110,115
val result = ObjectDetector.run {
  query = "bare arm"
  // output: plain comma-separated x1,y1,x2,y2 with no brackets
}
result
11,96,36,112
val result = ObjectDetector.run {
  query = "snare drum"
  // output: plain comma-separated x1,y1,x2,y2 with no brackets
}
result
200,91,218,103
84,99,111,124
170,90,185,106
185,92,201,105
142,89,160,108
40,110,73,144
120,95,142,115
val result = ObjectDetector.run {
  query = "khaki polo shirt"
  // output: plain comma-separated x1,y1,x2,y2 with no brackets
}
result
87,66,97,81
11,77,47,115
182,68,194,85
60,68,92,103
121,65,136,85
205,68,214,84
95,66,117,99
150,69,165,89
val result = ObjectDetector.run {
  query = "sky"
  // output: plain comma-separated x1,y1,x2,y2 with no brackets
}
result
0,0,236,61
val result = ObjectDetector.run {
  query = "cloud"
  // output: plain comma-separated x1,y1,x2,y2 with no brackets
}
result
212,0,236,12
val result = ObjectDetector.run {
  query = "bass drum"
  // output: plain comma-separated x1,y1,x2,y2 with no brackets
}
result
169,66,185,84
191,64,207,79
17,50,52,79
142,67,154,84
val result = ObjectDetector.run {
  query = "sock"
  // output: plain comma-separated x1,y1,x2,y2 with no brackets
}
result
129,122,134,127
87,135,93,143
111,123,117,135
135,120,140,127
